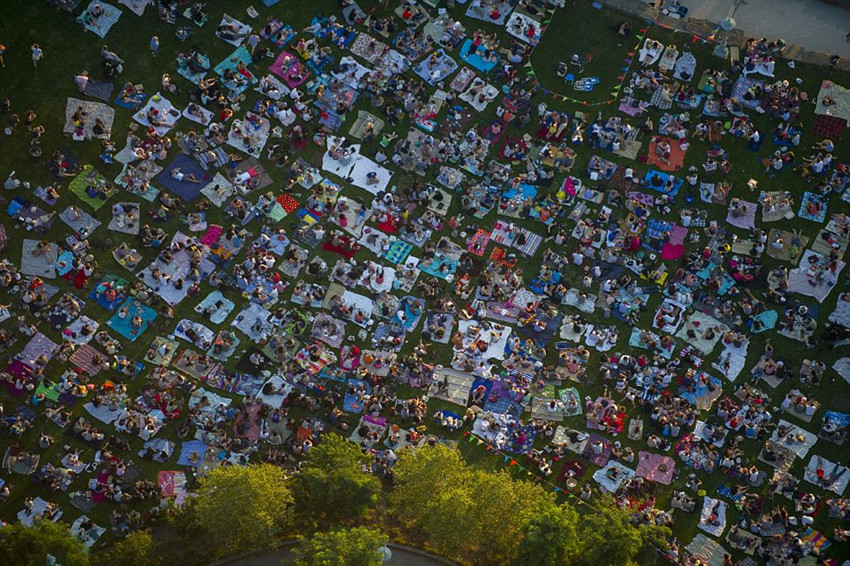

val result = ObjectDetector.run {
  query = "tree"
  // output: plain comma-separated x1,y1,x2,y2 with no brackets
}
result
573,499,671,566
91,530,160,566
514,502,579,566
391,445,562,565
293,433,380,526
0,521,89,566
391,444,474,561
465,469,560,565
187,463,294,556
292,527,387,566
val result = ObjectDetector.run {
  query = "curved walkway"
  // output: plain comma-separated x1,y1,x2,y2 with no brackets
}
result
217,541,458,566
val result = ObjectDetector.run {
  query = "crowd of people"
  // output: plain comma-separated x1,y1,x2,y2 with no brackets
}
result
0,0,849,564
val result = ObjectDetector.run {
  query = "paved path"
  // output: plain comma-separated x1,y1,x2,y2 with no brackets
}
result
221,543,455,566
603,0,850,68
685,0,850,58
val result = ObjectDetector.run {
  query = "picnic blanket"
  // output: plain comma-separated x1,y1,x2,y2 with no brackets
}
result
592,460,635,494
698,497,727,537
635,451,676,484
63,98,115,140
77,1,122,37
132,92,181,135
804,455,848,495
216,14,252,46
413,49,458,85
20,239,59,279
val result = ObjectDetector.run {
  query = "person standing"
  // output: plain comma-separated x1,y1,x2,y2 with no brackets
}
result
150,35,159,57
0,43,6,68
246,32,260,56
31,43,43,68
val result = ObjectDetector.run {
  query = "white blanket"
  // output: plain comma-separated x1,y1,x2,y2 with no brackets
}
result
255,375,293,409
698,497,727,537
804,455,849,495
769,419,818,460
132,92,181,135
592,460,635,494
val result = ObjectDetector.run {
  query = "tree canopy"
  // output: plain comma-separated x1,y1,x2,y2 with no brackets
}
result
514,502,580,566
571,499,671,566
292,527,387,566
391,445,670,566
293,433,381,526
391,445,569,565
0,521,90,566
91,530,160,566
187,463,294,556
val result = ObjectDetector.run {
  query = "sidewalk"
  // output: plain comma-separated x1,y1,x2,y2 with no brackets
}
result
601,0,850,70
685,0,850,59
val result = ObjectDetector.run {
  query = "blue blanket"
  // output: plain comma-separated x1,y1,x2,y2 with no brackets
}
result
214,46,257,95
343,379,371,413
644,170,683,196
679,373,722,406
749,310,777,333
89,276,129,311
413,50,459,85
459,39,499,72
155,154,210,201
107,299,157,342
419,256,458,279
178,440,208,468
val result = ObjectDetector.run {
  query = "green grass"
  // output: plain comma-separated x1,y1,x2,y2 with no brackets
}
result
0,0,848,564
530,2,647,104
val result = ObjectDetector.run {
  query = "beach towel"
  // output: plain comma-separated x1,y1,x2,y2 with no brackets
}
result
459,39,499,72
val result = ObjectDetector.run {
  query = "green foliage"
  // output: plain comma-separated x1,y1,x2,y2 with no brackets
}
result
392,446,671,566
572,499,671,566
292,527,387,566
514,503,579,566
91,530,160,566
293,433,381,526
187,463,294,556
391,445,563,565
466,469,560,565
0,521,90,566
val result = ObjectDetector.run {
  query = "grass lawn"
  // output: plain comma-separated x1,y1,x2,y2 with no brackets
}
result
531,1,647,104
0,0,848,564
